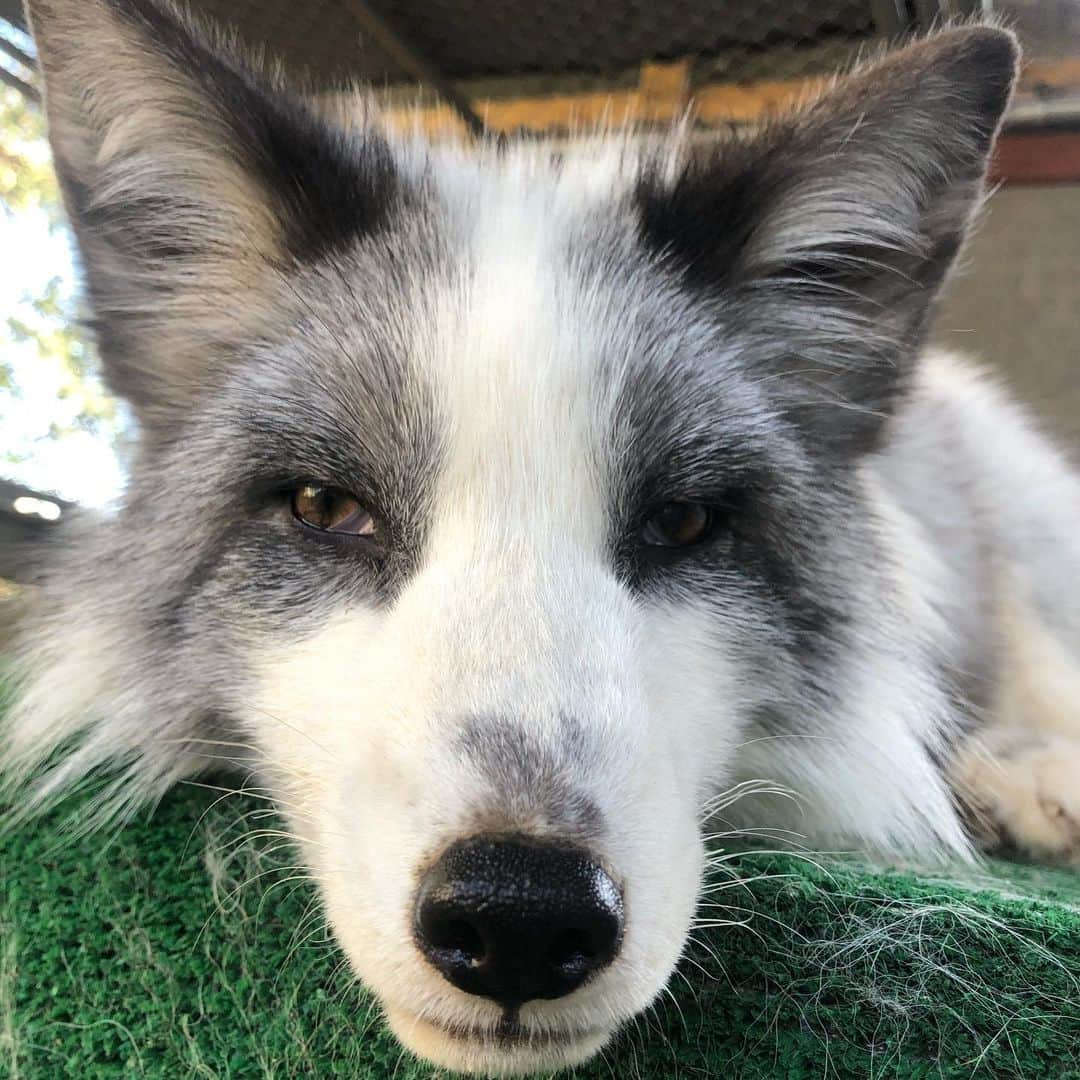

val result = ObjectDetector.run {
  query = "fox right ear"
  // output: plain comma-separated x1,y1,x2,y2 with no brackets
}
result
638,27,1018,455
26,0,401,429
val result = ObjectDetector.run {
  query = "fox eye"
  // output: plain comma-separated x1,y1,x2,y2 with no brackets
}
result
639,502,714,549
291,485,375,536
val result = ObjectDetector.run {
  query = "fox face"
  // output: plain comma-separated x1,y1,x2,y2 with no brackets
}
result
6,2,1016,1072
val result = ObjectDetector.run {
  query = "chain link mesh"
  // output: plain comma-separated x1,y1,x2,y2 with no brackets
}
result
192,0,883,88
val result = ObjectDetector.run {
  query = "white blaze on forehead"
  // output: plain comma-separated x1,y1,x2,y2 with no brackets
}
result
420,144,640,548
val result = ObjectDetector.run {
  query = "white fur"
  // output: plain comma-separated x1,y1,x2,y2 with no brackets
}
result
8,11,1075,1075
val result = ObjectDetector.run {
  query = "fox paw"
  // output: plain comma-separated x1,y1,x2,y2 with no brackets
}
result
951,733,1080,866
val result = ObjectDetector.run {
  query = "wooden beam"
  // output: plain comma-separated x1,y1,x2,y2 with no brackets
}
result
384,76,824,137
1022,56,1080,93
379,56,1080,139
337,0,485,136
638,59,690,121
384,90,645,138
993,129,1080,185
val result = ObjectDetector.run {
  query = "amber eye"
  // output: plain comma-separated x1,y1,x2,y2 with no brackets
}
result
639,502,714,549
291,485,376,536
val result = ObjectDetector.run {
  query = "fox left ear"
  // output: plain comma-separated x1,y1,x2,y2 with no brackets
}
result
26,0,400,432
639,27,1020,454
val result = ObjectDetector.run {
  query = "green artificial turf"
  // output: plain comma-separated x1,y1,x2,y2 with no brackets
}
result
2,785,1078,1080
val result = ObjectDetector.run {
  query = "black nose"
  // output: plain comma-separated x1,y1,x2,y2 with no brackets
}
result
414,836,624,1008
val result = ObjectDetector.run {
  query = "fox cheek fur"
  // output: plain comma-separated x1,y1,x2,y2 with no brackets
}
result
11,1,1071,1075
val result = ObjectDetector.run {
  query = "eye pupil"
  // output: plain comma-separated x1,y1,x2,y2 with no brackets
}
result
640,502,714,549
291,485,375,537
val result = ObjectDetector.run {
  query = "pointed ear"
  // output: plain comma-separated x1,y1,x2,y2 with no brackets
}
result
638,27,1019,454
27,0,400,427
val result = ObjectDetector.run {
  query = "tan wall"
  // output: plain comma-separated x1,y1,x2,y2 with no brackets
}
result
932,184,1080,446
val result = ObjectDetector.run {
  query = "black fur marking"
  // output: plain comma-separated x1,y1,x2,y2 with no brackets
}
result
108,0,406,261
634,28,1017,456
636,144,777,297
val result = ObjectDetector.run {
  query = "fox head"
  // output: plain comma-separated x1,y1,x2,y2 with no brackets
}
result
6,2,1016,1071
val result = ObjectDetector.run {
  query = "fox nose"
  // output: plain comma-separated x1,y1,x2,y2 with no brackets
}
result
414,836,624,1008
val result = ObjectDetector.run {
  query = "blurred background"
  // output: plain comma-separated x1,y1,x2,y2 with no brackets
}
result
0,0,1078,593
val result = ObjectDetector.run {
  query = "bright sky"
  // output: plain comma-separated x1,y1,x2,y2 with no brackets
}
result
1,42,128,509
0,204,127,508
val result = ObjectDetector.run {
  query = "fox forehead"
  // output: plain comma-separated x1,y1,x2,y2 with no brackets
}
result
215,136,764,523
410,146,634,532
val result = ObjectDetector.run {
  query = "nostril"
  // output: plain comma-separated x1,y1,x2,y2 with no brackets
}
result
547,927,594,976
426,916,485,964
